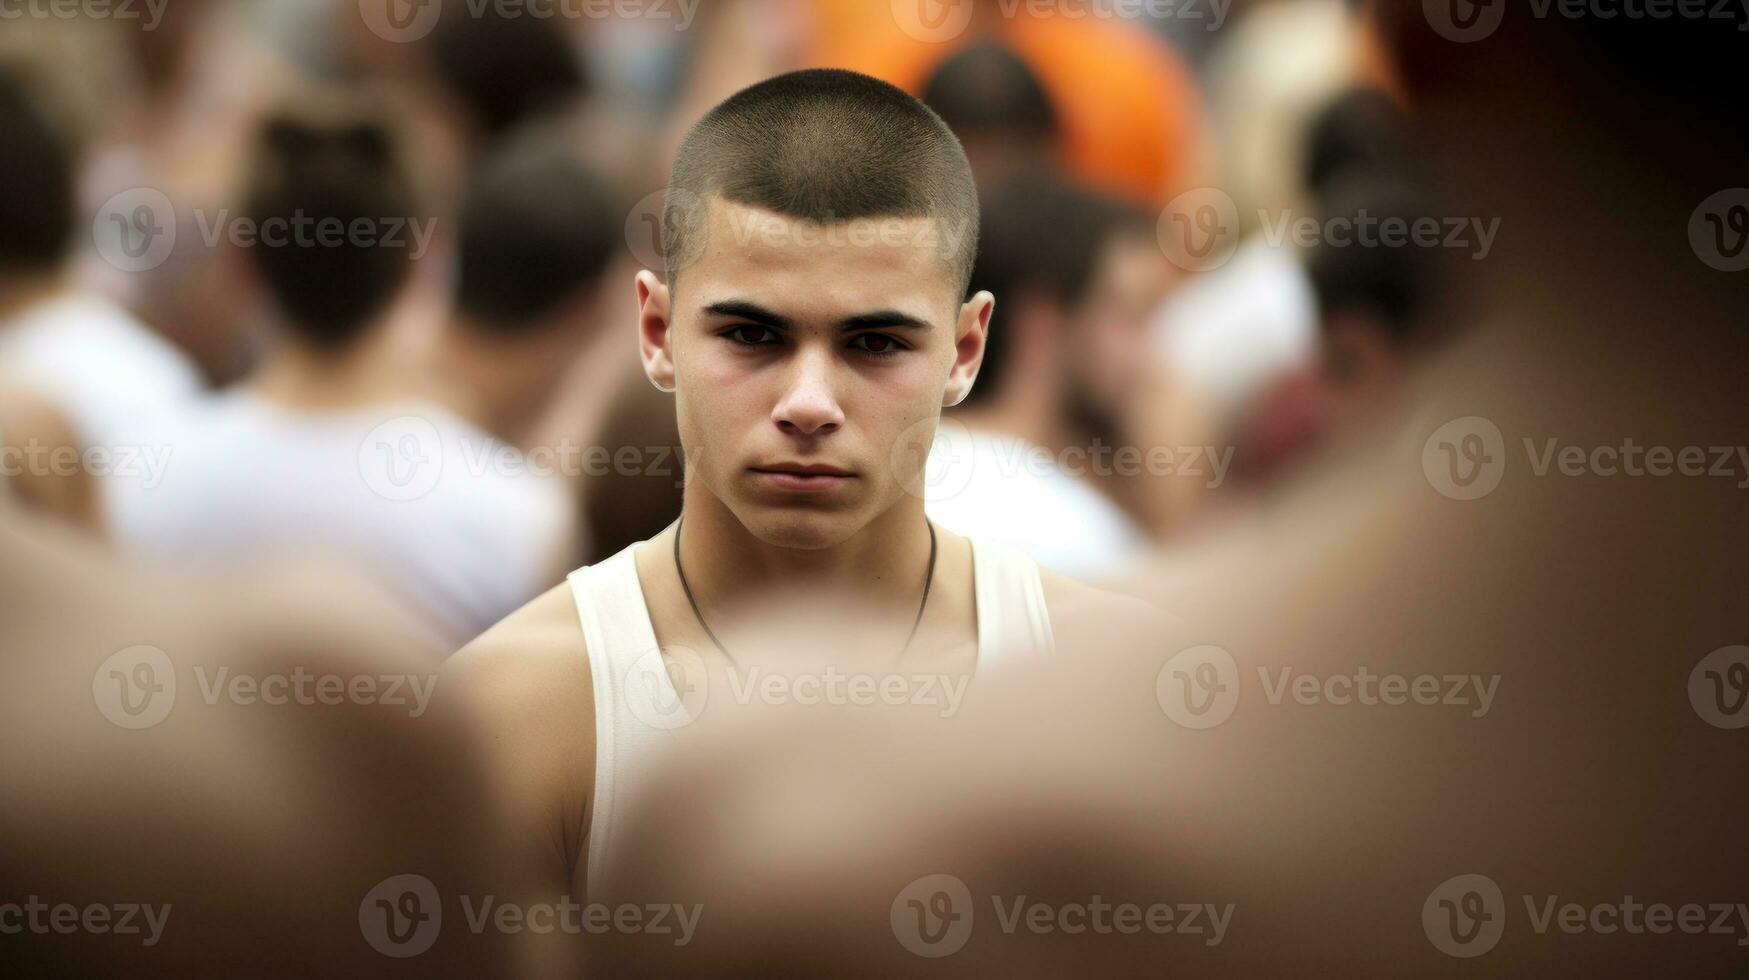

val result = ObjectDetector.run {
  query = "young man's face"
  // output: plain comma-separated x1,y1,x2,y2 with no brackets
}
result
639,196,989,549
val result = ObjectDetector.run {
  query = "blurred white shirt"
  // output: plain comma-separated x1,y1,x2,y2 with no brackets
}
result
1153,236,1318,425
925,423,1152,582
0,292,202,446
108,392,575,648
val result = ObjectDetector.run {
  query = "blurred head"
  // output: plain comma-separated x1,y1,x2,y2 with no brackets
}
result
963,170,1165,426
454,135,619,414
242,93,421,351
1306,171,1439,425
637,69,987,550
426,10,588,145
920,40,1059,189
0,63,74,280
1301,87,1412,200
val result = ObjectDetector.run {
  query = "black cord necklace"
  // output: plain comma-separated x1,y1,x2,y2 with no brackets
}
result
673,517,939,667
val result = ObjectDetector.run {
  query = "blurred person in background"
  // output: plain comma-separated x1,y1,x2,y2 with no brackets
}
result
1148,0,1395,517
919,39,1061,192
0,58,200,533
107,92,572,649
420,6,591,155
927,169,1165,581
78,3,303,386
1304,173,1442,440
437,132,627,455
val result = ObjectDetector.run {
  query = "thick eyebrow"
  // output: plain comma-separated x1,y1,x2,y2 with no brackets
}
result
838,310,932,332
700,300,932,332
701,300,791,330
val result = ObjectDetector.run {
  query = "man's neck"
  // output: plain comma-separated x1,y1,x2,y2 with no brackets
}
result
674,484,937,611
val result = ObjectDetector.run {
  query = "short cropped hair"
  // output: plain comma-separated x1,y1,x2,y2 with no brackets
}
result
456,138,618,330
664,68,980,300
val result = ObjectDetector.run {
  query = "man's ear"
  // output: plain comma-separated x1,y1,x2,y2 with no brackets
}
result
636,269,676,393
945,290,994,408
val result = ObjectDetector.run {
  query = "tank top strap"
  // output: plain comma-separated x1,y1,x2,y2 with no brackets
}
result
971,537,1057,670
566,543,689,898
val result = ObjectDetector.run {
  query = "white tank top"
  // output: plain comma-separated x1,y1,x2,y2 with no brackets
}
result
568,535,1055,897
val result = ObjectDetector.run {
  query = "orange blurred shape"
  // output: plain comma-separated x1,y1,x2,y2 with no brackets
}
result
807,0,1204,210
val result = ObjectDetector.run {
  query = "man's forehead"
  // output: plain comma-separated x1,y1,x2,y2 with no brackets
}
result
682,197,961,317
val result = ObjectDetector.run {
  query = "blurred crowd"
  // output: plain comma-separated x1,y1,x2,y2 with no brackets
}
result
4,1,1747,976
0,0,1442,645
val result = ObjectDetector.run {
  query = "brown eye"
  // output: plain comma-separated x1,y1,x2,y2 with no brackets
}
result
724,325,778,346
851,333,904,356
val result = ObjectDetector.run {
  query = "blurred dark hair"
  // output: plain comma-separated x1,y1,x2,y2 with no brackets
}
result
243,95,419,349
963,169,1151,408
1376,4,1748,182
0,64,74,273
1302,88,1414,199
1306,171,1439,347
428,11,588,142
456,138,618,331
921,40,1058,149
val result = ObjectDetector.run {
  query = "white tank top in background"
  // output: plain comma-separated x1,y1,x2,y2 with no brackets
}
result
568,536,1055,898
108,391,576,648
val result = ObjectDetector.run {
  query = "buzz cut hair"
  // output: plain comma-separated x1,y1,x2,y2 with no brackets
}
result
663,68,981,301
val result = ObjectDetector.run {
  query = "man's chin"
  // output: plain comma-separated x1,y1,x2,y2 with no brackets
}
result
731,501,863,551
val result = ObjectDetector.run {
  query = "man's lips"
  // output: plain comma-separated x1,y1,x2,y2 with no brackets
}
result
750,463,855,477
749,463,856,491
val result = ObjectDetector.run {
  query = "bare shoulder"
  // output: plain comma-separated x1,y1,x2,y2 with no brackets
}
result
1038,566,1186,654
445,580,595,743
442,581,596,873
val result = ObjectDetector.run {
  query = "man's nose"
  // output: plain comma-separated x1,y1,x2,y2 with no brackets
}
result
771,350,845,437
